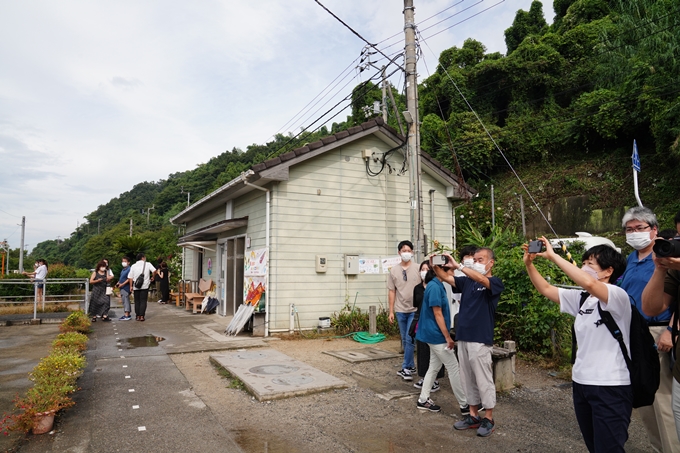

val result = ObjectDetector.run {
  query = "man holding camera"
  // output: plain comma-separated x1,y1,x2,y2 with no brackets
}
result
619,207,680,453
433,247,504,437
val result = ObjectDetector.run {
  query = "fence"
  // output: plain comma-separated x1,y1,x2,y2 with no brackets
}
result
0,278,90,320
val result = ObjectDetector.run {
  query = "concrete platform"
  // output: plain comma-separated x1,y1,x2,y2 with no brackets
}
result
210,349,348,401
322,347,400,363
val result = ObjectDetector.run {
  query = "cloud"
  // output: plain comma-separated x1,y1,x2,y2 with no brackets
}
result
110,77,143,90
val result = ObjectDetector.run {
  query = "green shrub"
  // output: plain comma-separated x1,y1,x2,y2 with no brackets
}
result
331,303,400,337
59,310,91,334
52,332,88,353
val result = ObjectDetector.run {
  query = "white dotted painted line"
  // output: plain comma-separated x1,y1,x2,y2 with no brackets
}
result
125,376,131,379
138,426,146,431
129,389,135,392
123,365,128,368
133,405,139,409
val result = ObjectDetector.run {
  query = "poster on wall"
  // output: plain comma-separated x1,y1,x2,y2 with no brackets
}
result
381,256,401,274
244,247,268,310
244,248,268,277
359,258,380,274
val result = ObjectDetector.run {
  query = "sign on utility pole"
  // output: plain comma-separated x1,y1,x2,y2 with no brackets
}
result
403,0,424,259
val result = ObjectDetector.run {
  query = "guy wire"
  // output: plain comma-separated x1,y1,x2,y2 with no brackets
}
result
418,35,578,265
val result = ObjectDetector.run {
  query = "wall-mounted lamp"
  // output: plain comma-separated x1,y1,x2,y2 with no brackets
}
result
402,111,413,123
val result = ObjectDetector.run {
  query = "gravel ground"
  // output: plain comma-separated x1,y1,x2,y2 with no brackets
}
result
171,337,652,453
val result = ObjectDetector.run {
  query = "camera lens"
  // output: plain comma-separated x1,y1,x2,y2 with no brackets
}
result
653,239,680,258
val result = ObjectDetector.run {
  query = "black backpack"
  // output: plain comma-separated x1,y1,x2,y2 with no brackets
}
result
572,292,660,408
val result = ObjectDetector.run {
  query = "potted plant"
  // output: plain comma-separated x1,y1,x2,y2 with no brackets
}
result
1,385,75,434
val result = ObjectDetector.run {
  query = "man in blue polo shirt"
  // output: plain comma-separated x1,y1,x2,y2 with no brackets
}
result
619,206,679,453
435,247,504,437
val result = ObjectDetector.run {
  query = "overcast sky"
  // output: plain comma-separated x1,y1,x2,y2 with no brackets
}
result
0,0,553,253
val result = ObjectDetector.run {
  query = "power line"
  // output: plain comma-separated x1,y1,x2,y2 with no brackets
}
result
313,0,404,71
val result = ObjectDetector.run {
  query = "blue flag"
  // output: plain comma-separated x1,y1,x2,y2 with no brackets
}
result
632,140,641,172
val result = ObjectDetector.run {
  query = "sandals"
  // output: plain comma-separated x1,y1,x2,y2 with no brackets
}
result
101,316,111,322
91,317,97,322
139,316,145,322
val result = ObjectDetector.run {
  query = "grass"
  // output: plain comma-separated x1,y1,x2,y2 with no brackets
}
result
0,304,76,315
210,357,247,392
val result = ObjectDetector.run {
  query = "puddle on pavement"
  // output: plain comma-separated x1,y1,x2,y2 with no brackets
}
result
232,429,302,453
126,335,165,348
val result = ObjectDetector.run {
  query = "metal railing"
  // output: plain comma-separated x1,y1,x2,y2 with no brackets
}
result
0,278,90,320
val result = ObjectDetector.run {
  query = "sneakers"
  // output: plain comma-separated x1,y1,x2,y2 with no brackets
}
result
454,415,481,430
119,315,132,321
406,366,416,374
477,418,495,437
413,379,439,391
397,369,413,381
416,398,441,412
460,404,485,416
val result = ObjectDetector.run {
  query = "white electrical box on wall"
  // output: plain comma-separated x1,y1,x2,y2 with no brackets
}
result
315,255,327,273
344,255,359,275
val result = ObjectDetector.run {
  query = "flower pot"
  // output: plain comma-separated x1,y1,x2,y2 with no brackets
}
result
32,411,55,435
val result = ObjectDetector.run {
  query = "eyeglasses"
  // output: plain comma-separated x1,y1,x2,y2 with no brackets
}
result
402,269,407,281
625,225,651,234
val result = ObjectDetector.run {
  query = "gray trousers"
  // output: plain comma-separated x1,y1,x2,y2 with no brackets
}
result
121,289,131,314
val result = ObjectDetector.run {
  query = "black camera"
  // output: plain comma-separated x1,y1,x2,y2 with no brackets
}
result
653,238,680,258
528,240,544,254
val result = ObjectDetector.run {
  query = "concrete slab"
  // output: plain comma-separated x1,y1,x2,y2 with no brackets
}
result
322,347,401,363
210,348,348,401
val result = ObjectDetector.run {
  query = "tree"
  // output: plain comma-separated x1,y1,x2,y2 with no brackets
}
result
504,1,548,54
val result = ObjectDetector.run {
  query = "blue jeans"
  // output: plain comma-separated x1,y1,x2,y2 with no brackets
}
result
396,312,415,369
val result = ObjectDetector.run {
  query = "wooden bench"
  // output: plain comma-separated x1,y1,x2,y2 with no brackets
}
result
185,278,213,314
171,282,191,308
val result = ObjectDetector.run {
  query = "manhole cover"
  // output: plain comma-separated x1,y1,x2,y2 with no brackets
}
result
249,365,299,375
271,376,315,386
236,352,269,360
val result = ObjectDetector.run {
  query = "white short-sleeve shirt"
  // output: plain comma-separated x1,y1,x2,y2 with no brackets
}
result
559,285,632,386
35,265,47,280
127,260,157,290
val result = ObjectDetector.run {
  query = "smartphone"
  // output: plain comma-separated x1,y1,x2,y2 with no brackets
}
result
528,240,544,254
432,255,448,265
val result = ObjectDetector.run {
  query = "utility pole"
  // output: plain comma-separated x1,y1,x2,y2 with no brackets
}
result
404,0,424,260
129,218,133,237
98,218,101,235
18,216,25,272
381,66,388,123
1,240,8,275
146,205,155,225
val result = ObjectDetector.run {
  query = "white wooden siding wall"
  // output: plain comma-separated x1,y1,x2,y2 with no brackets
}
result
269,136,426,331
421,171,454,251
189,208,228,231
234,189,267,250
184,249,194,281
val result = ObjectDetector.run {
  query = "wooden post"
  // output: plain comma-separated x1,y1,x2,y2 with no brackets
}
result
369,305,377,335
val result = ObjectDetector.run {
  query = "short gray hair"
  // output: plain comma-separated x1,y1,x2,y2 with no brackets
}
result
476,247,496,261
622,206,658,229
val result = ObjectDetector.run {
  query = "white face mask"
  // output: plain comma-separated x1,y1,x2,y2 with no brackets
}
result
420,270,428,280
463,258,475,268
626,232,652,250
400,252,413,262
122,262,128,268
472,262,488,275
581,264,600,280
